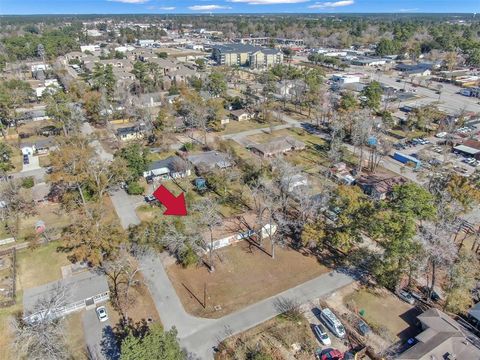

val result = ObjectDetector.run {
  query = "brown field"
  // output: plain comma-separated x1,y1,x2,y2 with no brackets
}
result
167,240,328,318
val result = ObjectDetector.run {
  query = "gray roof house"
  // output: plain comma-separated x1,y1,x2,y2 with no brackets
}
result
250,136,306,158
23,271,109,323
187,151,232,172
143,155,191,180
398,308,480,360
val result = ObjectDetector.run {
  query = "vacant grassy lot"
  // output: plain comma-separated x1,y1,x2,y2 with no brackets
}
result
344,288,421,342
216,315,318,360
167,240,328,318
220,119,282,135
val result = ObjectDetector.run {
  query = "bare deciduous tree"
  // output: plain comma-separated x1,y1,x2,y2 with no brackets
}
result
12,284,69,360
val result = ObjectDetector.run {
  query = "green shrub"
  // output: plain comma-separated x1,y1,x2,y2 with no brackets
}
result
126,181,144,195
177,245,198,268
183,142,194,151
21,176,34,188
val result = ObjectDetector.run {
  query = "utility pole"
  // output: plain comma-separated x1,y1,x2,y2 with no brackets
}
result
203,282,207,309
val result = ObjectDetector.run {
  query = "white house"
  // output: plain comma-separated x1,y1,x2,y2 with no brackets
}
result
143,156,191,180
204,213,277,252
80,44,100,53
23,271,109,323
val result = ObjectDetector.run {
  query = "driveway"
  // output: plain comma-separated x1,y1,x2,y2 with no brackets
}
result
82,309,119,360
21,155,40,172
81,122,114,162
109,189,142,229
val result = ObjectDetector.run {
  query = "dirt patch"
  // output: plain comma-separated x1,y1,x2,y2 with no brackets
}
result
167,241,328,318
216,315,318,360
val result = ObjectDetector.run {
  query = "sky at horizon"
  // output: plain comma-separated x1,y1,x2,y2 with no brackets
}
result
1,0,479,15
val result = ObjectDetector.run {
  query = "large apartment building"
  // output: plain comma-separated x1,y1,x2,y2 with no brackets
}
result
212,44,283,69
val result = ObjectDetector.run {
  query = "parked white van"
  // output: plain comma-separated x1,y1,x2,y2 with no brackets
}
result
320,308,346,338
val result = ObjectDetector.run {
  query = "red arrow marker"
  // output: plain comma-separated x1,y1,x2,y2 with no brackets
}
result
153,185,187,216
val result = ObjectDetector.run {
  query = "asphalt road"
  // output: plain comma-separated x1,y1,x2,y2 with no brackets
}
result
83,309,119,360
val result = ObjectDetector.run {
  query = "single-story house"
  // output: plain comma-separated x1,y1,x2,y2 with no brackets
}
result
116,125,146,141
356,174,406,200
230,109,252,122
186,151,232,172
21,138,57,156
468,302,480,330
23,271,109,323
281,173,308,192
328,162,352,185
398,308,480,360
143,156,191,180
250,136,306,158
203,212,277,252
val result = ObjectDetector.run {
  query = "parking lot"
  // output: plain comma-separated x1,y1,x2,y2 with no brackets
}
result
391,125,480,177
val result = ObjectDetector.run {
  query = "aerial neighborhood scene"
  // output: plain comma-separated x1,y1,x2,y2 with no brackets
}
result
2,0,480,359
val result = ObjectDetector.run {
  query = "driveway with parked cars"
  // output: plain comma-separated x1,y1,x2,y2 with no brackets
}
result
21,154,40,172
82,308,119,360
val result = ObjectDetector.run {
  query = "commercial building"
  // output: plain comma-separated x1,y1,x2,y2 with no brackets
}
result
212,44,283,68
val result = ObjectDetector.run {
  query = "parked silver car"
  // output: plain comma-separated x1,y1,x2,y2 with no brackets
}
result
397,289,415,305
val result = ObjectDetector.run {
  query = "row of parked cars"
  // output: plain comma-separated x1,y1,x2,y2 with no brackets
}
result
397,287,441,305
463,157,480,167
456,126,477,134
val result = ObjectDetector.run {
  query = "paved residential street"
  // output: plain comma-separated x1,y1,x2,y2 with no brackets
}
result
11,167,46,182
83,309,119,360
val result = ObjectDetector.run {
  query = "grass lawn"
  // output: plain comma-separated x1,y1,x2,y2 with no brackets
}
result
389,129,429,140
167,240,328,318
0,242,72,359
16,241,70,292
344,288,421,342
0,304,19,360
216,315,318,360
219,119,282,135
65,312,86,360
38,155,51,167
0,203,74,244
